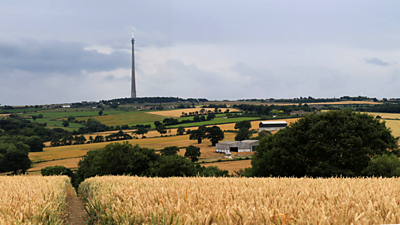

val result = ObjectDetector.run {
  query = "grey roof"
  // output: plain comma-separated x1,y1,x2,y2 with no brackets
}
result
241,140,259,143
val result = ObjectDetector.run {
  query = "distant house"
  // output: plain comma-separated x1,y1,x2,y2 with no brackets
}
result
62,105,71,108
216,140,259,155
259,121,287,131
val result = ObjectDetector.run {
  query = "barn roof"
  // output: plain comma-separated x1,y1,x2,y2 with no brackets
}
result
260,121,287,125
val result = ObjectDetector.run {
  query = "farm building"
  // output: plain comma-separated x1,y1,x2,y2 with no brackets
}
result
259,121,287,131
216,140,259,155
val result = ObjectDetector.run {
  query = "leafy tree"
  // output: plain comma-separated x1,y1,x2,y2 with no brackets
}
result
1,151,31,174
206,126,224,146
76,142,159,184
362,154,400,177
250,110,399,177
25,136,44,152
62,120,69,127
93,135,104,143
149,155,196,177
256,130,272,140
98,110,103,116
185,145,201,162
154,121,162,127
62,134,73,145
234,121,251,130
41,165,73,176
189,126,207,144
156,125,167,136
177,126,185,135
38,114,43,118
206,113,216,120
199,166,230,177
31,115,38,121
235,127,251,141
160,146,180,156
135,127,148,137
193,115,201,122
41,165,76,186
0,141,31,174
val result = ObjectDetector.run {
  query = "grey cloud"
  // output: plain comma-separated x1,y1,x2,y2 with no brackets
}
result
364,58,390,66
0,39,129,75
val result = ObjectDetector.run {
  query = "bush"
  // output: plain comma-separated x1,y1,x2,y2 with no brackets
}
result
41,165,76,186
362,154,400,177
41,165,72,176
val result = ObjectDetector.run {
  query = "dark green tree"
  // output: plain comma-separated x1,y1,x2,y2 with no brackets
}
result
256,130,272,140
149,155,196,177
62,120,69,127
250,110,399,177
235,127,251,141
41,165,73,176
160,146,180,156
31,115,38,121
206,126,225,146
206,113,216,120
156,125,167,136
25,136,44,152
76,142,159,185
362,154,400,177
189,126,207,144
0,150,31,174
154,121,162,127
177,126,186,135
135,127,148,137
234,121,251,130
98,110,103,116
199,166,230,177
185,145,201,162
38,114,43,118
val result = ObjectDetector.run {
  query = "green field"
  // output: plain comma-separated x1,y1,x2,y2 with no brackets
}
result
166,117,261,128
79,111,168,126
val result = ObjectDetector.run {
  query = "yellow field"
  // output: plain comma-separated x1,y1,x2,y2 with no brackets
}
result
31,132,237,163
0,176,70,224
28,158,82,172
147,108,241,117
79,176,400,224
202,160,252,174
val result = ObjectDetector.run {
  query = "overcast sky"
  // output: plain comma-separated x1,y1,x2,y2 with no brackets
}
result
1,1,400,105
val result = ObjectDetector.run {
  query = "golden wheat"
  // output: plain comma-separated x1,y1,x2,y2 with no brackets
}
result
0,176,70,224
79,176,400,224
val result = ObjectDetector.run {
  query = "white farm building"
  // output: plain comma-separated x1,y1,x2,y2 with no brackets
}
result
215,140,259,155
259,121,287,131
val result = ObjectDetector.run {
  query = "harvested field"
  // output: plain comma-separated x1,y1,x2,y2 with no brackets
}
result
0,176,70,224
148,108,240,117
216,118,299,131
79,176,400,224
384,120,400,138
202,159,252,174
367,112,400,119
28,158,82,172
31,132,237,162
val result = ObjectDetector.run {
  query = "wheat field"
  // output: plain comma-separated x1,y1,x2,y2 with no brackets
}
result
0,176,70,224
79,176,400,224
